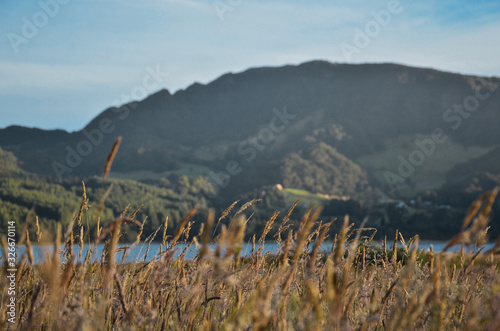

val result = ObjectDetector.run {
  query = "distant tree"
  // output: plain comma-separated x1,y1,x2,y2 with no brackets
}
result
177,175,190,195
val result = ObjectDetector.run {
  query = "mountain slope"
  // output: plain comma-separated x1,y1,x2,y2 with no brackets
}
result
1,61,499,202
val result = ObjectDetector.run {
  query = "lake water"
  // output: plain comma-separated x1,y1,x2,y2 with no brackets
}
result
1,241,494,265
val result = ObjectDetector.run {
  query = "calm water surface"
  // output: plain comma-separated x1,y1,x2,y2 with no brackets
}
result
2,241,494,265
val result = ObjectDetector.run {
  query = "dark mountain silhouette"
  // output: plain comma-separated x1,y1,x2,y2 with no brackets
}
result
1,60,499,204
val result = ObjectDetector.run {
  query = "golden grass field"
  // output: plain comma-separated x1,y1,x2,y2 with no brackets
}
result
1,185,499,331
1,140,499,330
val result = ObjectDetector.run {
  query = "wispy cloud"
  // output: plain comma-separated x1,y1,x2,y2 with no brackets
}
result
0,62,134,92
159,0,210,10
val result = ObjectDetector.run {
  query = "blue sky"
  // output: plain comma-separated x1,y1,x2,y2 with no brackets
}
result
1,0,500,131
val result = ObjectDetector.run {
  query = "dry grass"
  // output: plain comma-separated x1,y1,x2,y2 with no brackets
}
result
1,188,500,331
103,136,122,180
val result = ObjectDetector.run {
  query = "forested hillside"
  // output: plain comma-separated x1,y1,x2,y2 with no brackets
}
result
1,61,499,241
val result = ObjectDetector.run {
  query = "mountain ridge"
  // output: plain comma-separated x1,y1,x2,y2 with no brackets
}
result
1,60,499,205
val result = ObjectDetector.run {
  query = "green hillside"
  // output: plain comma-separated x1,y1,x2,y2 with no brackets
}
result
1,61,500,240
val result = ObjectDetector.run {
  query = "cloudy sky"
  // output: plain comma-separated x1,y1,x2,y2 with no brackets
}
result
1,0,500,131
